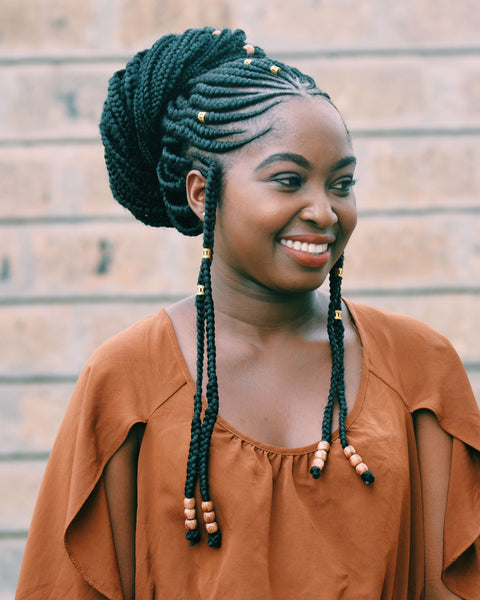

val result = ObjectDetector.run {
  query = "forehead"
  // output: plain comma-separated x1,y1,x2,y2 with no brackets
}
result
229,95,352,168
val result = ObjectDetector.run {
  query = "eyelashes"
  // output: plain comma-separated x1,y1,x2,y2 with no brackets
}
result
268,172,357,195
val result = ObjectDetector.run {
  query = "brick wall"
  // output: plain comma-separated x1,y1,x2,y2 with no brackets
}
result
1,1,479,596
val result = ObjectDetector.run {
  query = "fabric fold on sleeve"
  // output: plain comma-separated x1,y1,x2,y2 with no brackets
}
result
16,313,186,599
409,340,480,600
442,437,480,599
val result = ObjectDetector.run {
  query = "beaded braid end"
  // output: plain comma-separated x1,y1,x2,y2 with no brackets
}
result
309,440,330,479
184,497,201,545
343,445,375,485
201,500,222,547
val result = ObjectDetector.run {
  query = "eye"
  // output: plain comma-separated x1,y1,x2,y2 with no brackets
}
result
270,172,303,190
330,176,357,196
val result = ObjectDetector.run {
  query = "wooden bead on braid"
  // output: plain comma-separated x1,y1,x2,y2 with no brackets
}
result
201,501,220,543
343,445,375,485
310,440,330,479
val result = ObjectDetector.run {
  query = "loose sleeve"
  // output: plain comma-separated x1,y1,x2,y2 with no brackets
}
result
348,302,480,599
16,314,185,599
406,334,480,599
418,345,480,599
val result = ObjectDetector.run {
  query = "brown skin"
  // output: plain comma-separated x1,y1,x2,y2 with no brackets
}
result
104,96,460,599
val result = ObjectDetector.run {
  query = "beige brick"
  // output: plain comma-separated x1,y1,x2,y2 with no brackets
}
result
0,302,168,376
463,66,480,117
1,293,478,377
0,221,201,297
352,136,480,210
2,0,480,55
289,55,480,131
0,538,26,599
0,229,29,295
236,0,480,52
0,0,97,52
0,138,478,220
0,384,73,453
0,461,46,532
0,145,121,218
0,63,117,141
114,0,480,53
114,0,229,49
2,214,478,300
467,370,480,405
2,57,480,142
345,213,480,288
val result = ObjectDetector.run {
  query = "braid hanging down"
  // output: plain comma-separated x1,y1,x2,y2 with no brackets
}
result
99,27,374,550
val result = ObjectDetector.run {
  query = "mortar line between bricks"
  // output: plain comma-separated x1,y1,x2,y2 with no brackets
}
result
1,128,480,148
0,531,28,540
0,453,49,462
1,206,479,226
0,294,182,306
1,46,480,65
0,289,479,309
1,363,478,388
344,287,480,297
0,374,79,384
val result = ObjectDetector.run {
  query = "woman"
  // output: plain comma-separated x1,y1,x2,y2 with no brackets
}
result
16,27,480,600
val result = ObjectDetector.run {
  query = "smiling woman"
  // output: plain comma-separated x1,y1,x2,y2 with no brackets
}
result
16,28,480,600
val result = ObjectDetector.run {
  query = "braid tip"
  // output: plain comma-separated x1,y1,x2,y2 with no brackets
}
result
207,530,222,548
360,470,375,485
186,529,201,546
310,466,321,479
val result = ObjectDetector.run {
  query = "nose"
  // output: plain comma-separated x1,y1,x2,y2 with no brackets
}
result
299,189,338,228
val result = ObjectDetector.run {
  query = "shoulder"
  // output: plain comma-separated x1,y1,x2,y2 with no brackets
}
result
90,309,173,367
345,300,457,361
345,300,473,411
71,309,187,421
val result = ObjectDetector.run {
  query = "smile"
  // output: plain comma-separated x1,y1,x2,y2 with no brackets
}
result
279,239,328,256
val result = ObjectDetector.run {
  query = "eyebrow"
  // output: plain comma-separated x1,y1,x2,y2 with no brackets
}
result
254,153,310,172
331,156,357,172
254,152,356,173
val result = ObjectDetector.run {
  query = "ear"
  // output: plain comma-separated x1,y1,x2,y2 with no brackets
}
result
186,170,207,222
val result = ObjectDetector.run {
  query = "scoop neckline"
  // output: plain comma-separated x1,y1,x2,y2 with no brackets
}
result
162,300,370,456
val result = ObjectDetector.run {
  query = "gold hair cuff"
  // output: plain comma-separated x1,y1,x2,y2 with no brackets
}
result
270,65,281,75
197,111,206,123
202,248,212,259
244,58,253,65
337,267,343,278
335,310,342,320
197,285,205,296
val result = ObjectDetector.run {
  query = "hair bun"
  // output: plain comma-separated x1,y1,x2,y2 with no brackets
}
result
99,28,247,231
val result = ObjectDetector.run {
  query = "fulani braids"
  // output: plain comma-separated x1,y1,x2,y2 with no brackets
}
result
100,27,374,550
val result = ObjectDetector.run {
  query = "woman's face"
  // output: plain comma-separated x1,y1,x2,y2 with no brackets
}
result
213,95,358,296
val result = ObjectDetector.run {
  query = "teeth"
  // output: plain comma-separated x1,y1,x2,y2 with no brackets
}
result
280,239,328,255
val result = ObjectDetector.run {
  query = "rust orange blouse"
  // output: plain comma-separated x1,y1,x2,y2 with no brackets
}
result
16,302,480,599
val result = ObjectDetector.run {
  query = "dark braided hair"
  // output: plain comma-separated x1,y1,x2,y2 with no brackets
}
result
99,27,373,549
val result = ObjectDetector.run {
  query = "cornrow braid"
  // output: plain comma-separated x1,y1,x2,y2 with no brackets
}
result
100,27,373,550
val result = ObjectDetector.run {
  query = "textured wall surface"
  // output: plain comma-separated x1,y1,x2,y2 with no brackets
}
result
1,0,479,596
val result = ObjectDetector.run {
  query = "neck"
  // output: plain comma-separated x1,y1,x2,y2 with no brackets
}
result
210,263,328,333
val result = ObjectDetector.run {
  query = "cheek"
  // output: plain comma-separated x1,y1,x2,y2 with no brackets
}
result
339,201,358,236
